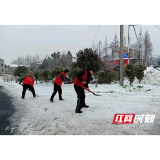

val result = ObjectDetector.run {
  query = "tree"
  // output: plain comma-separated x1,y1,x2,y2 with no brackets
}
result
39,57,49,70
92,43,96,51
97,40,102,56
134,63,146,83
109,34,120,59
130,28,144,59
34,71,40,84
14,66,28,78
103,36,109,56
124,64,136,86
66,51,73,66
143,30,153,65
11,54,42,67
131,42,139,58
50,67,64,81
61,51,73,68
123,36,127,47
138,27,144,58
73,48,103,72
41,70,50,84
95,70,118,84
68,67,81,81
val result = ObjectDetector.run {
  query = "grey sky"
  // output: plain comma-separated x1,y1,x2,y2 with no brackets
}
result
0,25,160,65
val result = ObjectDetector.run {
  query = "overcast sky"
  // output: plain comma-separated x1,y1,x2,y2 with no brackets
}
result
0,25,160,65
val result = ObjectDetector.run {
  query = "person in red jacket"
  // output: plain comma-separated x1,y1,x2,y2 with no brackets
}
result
50,69,70,102
74,68,94,113
19,74,36,99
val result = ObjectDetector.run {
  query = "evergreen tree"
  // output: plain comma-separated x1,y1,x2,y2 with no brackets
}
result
109,34,120,59
143,30,153,66
14,66,28,78
39,58,48,70
73,48,103,72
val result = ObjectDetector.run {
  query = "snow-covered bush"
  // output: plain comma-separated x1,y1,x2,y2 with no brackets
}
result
95,70,118,84
134,64,146,84
124,64,136,86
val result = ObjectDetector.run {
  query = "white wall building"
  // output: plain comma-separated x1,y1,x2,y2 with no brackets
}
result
0,58,5,74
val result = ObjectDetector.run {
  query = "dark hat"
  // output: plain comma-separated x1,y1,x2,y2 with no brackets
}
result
64,69,69,73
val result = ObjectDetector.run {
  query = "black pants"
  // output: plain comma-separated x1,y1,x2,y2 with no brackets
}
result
22,84,36,98
50,83,62,100
74,84,85,111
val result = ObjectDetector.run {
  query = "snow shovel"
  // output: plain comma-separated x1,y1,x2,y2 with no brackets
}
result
82,86,101,96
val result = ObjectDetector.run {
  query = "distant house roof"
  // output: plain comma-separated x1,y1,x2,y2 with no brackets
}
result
9,64,18,67
116,46,133,52
36,62,42,65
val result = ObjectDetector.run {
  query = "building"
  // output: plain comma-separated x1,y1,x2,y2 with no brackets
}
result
30,62,42,71
8,64,18,74
113,46,133,59
0,58,5,75
108,46,146,66
0,59,18,75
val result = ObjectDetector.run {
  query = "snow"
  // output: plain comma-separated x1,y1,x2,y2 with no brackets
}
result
0,66,160,135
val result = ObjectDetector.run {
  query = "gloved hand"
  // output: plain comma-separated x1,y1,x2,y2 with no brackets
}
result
82,81,86,85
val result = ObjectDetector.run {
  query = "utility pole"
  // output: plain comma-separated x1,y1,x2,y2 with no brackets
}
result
128,24,143,63
127,25,130,64
120,25,124,86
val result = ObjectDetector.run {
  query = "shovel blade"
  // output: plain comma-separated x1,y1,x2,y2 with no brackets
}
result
93,93,101,96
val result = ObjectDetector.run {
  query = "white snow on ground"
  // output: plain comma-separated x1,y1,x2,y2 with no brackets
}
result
0,66,160,135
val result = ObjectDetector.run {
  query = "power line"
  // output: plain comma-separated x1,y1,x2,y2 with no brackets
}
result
132,25,142,59
132,25,139,42
90,25,100,48
155,25,160,29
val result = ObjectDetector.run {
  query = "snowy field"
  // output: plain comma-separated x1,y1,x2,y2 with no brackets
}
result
0,67,160,135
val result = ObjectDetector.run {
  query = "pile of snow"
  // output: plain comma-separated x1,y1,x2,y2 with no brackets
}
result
0,66,160,135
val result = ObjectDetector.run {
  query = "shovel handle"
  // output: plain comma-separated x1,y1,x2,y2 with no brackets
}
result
81,85,94,94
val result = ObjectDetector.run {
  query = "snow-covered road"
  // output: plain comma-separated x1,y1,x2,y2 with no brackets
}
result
0,67,160,135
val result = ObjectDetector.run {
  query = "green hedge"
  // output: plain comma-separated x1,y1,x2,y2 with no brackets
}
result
95,70,118,84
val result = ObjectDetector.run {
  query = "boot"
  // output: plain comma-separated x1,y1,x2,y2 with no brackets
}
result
83,104,89,108
22,91,25,99
82,98,89,108
75,98,82,113
50,98,54,102
75,109,82,113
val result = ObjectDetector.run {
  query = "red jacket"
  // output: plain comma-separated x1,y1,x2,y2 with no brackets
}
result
23,75,34,87
54,72,66,86
74,70,87,87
